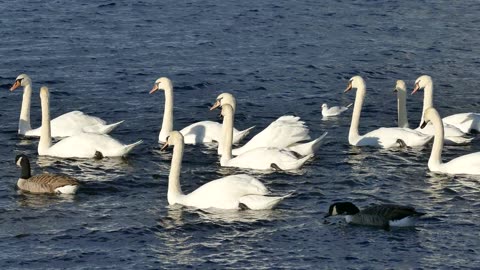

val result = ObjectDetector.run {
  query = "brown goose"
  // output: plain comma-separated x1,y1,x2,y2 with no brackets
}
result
15,154,79,194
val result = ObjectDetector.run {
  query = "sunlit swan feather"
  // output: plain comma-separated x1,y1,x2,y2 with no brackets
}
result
219,104,313,171
344,76,432,148
38,86,142,158
10,74,123,137
149,77,254,144
210,92,326,156
162,131,290,210
421,107,480,175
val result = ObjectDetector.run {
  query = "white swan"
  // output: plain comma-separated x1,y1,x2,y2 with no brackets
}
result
10,74,123,137
321,103,352,117
421,107,480,175
412,75,479,134
345,76,432,148
38,86,143,158
210,92,327,156
162,131,290,210
393,80,470,145
149,77,254,144
219,104,313,171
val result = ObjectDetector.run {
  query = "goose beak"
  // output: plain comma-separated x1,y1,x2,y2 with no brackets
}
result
344,82,353,93
149,84,159,94
10,80,21,91
160,142,170,151
420,121,427,129
209,100,221,111
411,83,420,95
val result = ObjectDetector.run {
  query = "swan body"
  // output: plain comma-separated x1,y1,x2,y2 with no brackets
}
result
321,103,352,117
211,92,325,156
421,107,480,175
38,86,142,158
163,131,289,210
326,202,424,229
10,74,123,137
412,75,477,138
345,76,432,148
15,154,79,194
219,104,313,171
149,77,254,144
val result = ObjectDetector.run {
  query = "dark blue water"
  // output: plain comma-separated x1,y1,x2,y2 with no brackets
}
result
1,0,479,269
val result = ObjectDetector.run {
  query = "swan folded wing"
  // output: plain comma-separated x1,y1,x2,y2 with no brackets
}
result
444,152,480,175
237,115,311,151
182,174,269,209
227,148,307,170
19,174,78,193
180,121,219,144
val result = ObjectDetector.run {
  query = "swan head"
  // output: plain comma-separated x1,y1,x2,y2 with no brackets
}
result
321,103,328,109
344,76,365,93
10,74,31,91
160,131,183,150
393,80,406,93
210,92,236,111
325,202,360,217
149,77,173,94
412,75,432,95
420,107,439,129
39,86,49,100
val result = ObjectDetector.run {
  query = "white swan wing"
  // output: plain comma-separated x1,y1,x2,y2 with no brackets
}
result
25,111,113,137
180,121,247,144
45,133,141,158
442,152,480,175
232,116,310,155
355,128,430,148
226,147,309,170
182,174,269,209
443,113,480,133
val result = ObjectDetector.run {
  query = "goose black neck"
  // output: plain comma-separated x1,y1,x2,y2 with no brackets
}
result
17,155,31,179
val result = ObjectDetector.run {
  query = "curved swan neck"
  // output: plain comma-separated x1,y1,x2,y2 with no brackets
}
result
397,89,409,128
39,89,52,154
168,138,184,204
19,84,33,134
160,85,174,142
420,83,434,126
220,106,234,165
349,84,366,144
428,110,444,170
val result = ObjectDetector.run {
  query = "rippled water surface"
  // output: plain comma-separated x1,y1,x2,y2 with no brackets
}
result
1,0,480,269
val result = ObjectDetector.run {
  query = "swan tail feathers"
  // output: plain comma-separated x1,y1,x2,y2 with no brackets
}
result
346,103,353,108
233,125,256,143
445,136,474,145
239,192,292,210
83,120,125,134
288,132,327,156
122,140,143,156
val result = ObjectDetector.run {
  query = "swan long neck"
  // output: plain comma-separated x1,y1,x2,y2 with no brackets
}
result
428,110,444,170
397,89,409,128
220,107,234,165
19,84,32,134
168,138,184,204
38,91,52,154
420,83,434,126
349,85,366,144
160,86,174,142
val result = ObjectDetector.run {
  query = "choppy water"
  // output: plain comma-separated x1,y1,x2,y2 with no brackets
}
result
1,0,479,269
